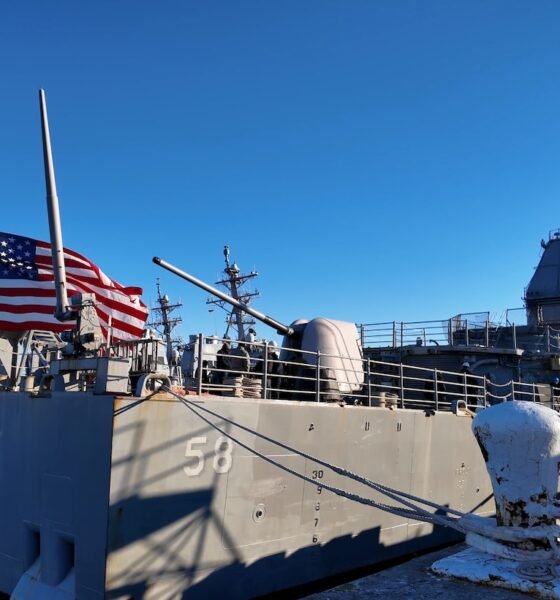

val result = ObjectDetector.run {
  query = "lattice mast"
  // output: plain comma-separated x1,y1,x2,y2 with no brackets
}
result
207,245,259,341
146,279,183,368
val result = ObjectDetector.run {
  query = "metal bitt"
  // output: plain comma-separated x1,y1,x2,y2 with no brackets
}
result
39,89,71,321
431,401,560,591
153,257,294,336
475,401,560,528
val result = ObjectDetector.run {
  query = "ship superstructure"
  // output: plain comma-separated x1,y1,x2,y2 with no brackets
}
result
360,229,560,399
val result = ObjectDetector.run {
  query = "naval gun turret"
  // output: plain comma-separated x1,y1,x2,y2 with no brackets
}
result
153,257,364,395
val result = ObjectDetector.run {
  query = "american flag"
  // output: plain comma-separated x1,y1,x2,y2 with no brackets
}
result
0,231,149,341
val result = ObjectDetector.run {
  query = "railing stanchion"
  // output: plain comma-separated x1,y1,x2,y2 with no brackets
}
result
316,351,321,402
262,341,269,399
434,368,439,411
399,363,405,408
513,323,517,349
197,333,203,396
367,359,372,407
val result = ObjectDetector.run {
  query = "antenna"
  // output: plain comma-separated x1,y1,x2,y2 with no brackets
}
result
208,246,260,341
223,245,230,268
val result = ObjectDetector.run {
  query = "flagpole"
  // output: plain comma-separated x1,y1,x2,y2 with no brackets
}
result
39,89,71,320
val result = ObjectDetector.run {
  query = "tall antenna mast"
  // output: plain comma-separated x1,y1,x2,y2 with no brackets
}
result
207,245,260,341
146,278,184,372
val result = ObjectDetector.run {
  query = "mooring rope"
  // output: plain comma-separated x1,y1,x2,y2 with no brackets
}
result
161,386,560,562
164,387,460,527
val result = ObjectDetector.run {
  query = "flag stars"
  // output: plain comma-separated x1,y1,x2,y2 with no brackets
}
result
0,241,7,247
16,244,22,250
7,237,14,243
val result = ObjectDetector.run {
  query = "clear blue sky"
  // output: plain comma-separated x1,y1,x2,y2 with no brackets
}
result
1,1,560,340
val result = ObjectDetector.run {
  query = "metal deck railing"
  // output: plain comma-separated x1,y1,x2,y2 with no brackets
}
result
358,310,560,353
2,331,556,413
185,335,556,413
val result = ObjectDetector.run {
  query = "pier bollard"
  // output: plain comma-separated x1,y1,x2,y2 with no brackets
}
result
432,401,560,596
474,401,560,532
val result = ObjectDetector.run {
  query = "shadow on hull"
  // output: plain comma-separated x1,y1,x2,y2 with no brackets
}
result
106,518,462,599
108,490,214,551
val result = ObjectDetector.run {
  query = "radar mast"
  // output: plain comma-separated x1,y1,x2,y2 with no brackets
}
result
146,279,184,381
207,245,260,341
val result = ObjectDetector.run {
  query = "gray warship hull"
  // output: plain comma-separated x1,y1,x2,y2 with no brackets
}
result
0,390,492,599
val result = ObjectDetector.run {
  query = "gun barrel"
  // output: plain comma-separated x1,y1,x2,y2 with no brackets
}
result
39,89,71,321
153,256,294,337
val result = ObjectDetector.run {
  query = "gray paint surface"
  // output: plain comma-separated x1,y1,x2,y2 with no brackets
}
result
0,391,114,598
0,391,493,598
105,394,492,598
